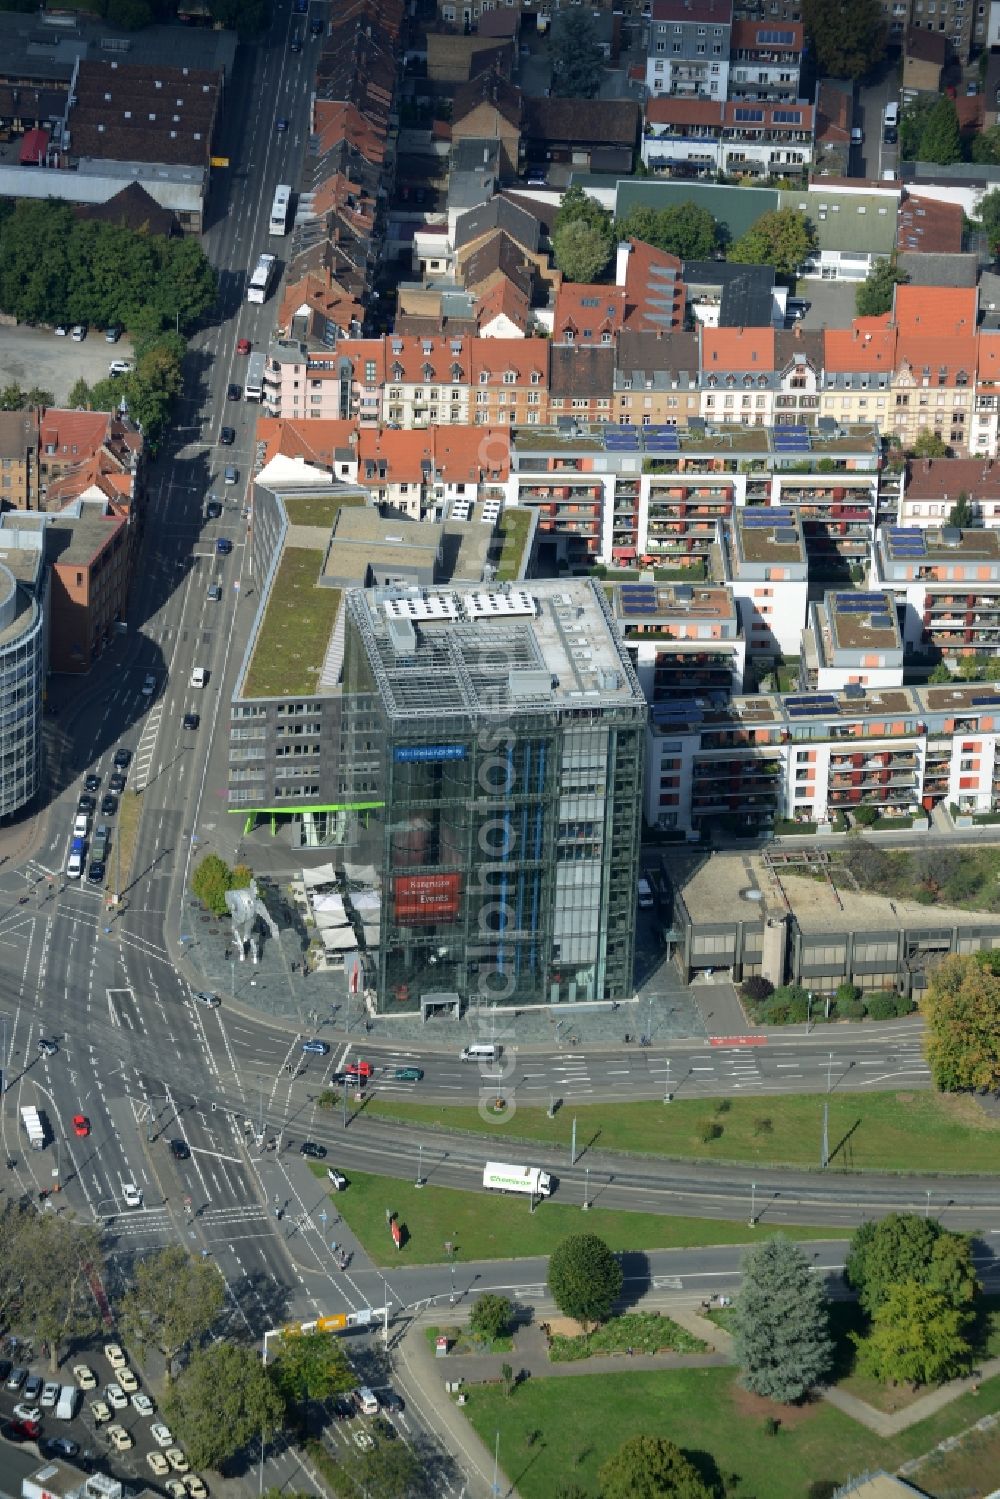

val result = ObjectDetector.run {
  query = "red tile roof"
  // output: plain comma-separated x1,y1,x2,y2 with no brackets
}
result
620,238,684,331
553,283,626,345
823,322,897,372
730,18,803,50
470,337,548,385
256,417,358,469
895,334,977,383
355,424,510,484
893,284,977,336
701,326,775,371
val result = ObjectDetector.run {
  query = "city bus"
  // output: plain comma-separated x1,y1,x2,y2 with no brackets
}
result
246,252,277,305
269,184,292,236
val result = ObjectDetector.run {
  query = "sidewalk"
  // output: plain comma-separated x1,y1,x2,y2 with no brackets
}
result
822,1353,1000,1438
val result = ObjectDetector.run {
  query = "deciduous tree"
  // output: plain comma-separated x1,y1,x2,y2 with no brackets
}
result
269,1331,354,1428
343,1432,429,1498
923,953,1000,1092
552,219,614,283
17,1212,105,1372
598,1434,714,1499
548,1234,623,1328
120,1245,225,1382
728,208,816,279
616,203,719,260
731,1235,834,1403
845,1213,979,1315
911,430,950,459
165,1343,284,1471
852,1279,972,1387
192,854,236,916
948,492,975,528
855,258,908,318
469,1293,512,1343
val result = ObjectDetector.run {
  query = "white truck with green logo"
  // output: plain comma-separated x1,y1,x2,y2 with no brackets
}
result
483,1161,553,1196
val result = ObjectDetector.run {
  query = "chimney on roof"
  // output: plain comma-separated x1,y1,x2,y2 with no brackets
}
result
925,459,931,472
793,322,801,340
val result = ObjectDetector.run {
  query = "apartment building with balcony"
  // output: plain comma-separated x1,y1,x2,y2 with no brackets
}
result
800,589,905,693
641,96,814,178
608,578,746,703
727,19,803,99
873,524,1000,664
354,425,510,520
720,506,809,657
507,428,614,571
645,0,733,98
263,339,388,424
973,331,1000,458
648,677,1000,843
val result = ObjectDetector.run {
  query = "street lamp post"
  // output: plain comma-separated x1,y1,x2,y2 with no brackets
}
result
806,991,813,1034
415,1143,424,1188
492,1430,501,1498
925,1189,932,1219
749,1180,757,1227
827,1051,834,1094
664,1056,672,1103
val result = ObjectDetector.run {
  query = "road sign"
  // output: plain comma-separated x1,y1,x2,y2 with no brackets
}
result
316,1313,347,1332
318,1209,328,1224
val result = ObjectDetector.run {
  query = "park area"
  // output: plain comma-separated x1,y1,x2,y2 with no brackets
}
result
462,1365,1000,1499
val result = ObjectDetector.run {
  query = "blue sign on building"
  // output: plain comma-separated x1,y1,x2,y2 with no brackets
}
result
394,744,467,764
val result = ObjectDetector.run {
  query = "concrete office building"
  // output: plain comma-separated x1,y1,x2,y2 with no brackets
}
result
0,531,46,819
340,579,646,1013
672,849,1000,997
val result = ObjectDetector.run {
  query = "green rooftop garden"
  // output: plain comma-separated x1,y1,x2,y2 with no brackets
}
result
244,550,340,699
283,492,366,529
495,507,533,581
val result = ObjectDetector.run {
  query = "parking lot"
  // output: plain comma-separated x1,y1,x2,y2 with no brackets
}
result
0,1339,206,1496
0,324,134,405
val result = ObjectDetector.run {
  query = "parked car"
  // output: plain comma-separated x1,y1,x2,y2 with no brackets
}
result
132,1392,154,1417
105,324,123,343
166,1448,189,1473
105,1386,127,1411
104,1344,127,1369
73,1366,97,1390
23,1375,43,1401
40,1383,60,1410
148,1453,170,1478
70,325,87,342
6,1418,41,1441
150,1423,174,1448
13,1404,41,1423
106,1424,132,1452
5,1367,27,1390
117,1368,138,1395
90,1400,111,1426
44,1437,80,1459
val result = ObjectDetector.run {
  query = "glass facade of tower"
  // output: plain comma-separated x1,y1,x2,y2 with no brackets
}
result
340,581,646,1013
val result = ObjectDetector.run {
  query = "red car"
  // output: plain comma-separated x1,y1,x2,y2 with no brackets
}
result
237,338,251,355
73,1114,90,1137
7,1418,41,1440
345,1061,373,1081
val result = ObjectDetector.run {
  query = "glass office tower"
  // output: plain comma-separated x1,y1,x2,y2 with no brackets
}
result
341,579,646,1013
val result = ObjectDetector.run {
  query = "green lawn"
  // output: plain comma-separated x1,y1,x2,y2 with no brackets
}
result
243,549,340,697
283,493,366,528
463,1367,1000,1499
495,507,533,581
364,1089,1000,1175
314,1168,844,1266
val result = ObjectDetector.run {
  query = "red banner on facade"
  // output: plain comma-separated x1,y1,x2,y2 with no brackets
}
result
393,872,462,925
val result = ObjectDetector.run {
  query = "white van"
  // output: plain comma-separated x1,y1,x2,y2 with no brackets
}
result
354,1387,379,1416
190,666,207,688
56,1386,80,1420
460,1043,501,1063
73,812,90,838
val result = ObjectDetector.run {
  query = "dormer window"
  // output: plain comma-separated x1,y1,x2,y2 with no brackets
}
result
423,363,434,380
503,371,516,384
530,371,541,385
391,362,404,380
479,371,489,384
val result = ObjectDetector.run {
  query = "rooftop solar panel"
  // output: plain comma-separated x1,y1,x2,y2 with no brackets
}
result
972,695,1000,707
775,528,799,542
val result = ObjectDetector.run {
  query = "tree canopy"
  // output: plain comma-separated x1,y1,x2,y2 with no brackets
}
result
0,200,215,335
801,0,886,79
919,97,963,165
552,218,614,283
599,1434,715,1499
165,1342,284,1471
731,1235,834,1403
548,1234,623,1327
0,1203,105,1372
911,430,951,459
119,1245,224,1382
845,1213,979,1317
852,1280,972,1387
855,258,908,318
549,7,604,99
554,185,613,237
923,953,1000,1093
192,855,253,917
977,187,1000,253
616,203,719,261
469,1293,512,1344
270,1331,354,1422
728,208,816,280
948,492,975,529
